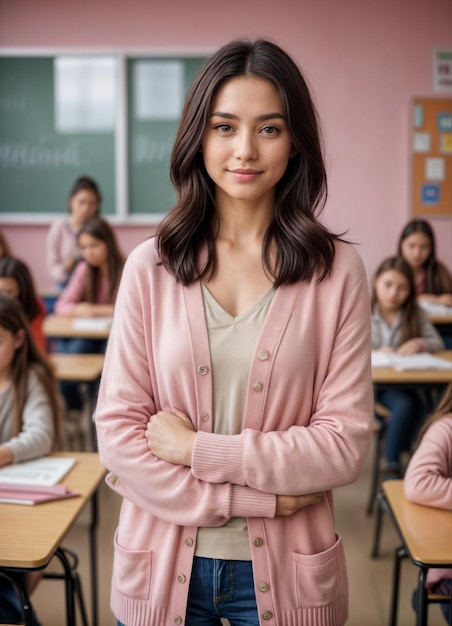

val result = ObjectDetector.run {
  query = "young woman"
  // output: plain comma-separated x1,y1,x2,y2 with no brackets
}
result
371,256,444,477
0,257,47,353
404,383,452,624
95,39,373,626
55,215,124,411
46,175,102,288
0,292,62,626
398,219,452,306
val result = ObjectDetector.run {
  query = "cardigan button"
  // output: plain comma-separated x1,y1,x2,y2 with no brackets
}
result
198,364,209,375
258,582,269,592
184,537,194,547
262,611,273,620
257,349,269,361
200,412,209,422
252,381,263,392
253,537,264,547
172,617,182,624
176,573,186,583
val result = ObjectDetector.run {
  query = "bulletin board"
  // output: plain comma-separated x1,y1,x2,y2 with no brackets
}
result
412,98,452,216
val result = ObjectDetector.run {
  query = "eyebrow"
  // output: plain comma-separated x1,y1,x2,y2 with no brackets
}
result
210,111,286,122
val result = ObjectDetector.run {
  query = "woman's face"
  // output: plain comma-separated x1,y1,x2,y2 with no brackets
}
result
374,269,410,312
69,189,99,227
201,75,295,210
0,325,24,377
0,277,20,299
400,232,431,270
78,233,108,268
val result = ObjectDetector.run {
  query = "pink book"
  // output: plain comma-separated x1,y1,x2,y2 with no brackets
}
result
0,483,80,505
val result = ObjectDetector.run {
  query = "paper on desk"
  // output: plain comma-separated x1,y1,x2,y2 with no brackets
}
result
418,301,452,316
72,317,113,330
0,456,76,486
371,351,452,370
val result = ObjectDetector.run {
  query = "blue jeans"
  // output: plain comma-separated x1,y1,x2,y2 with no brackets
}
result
55,337,107,411
376,387,427,469
0,573,41,626
117,557,259,626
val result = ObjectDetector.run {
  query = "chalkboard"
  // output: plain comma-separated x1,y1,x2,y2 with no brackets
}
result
127,56,208,215
0,53,208,220
0,56,116,216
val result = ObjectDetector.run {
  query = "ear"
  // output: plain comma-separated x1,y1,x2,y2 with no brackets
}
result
13,328,25,350
289,146,297,158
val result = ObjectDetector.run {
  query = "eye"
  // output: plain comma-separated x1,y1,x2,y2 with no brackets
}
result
214,123,233,133
260,125,281,135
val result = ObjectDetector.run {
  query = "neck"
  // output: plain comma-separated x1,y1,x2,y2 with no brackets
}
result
215,202,273,247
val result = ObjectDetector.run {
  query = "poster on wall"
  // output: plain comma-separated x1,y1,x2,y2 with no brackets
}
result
433,50,452,92
412,98,452,216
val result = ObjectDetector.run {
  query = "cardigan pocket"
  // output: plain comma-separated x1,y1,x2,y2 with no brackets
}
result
292,533,346,608
113,530,152,600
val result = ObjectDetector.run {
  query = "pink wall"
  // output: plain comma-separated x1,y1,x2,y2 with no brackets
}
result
1,0,451,289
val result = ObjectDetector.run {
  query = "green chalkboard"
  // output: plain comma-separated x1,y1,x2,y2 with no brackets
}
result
127,56,207,215
0,56,116,216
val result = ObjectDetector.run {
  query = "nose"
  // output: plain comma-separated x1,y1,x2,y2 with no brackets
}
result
235,130,257,161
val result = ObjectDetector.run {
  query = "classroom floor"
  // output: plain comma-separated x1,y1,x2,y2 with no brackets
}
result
30,443,447,626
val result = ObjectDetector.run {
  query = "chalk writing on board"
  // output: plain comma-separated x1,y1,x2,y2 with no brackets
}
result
0,140,81,168
133,135,173,164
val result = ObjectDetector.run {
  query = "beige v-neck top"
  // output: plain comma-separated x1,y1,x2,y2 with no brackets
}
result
195,284,276,559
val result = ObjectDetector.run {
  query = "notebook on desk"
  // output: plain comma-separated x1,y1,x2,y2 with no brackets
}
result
0,456,76,486
71,317,113,331
371,351,452,370
0,483,80,505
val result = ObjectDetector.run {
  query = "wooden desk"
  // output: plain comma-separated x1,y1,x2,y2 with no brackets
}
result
380,480,452,626
49,353,105,382
43,315,111,340
372,350,452,385
0,452,106,626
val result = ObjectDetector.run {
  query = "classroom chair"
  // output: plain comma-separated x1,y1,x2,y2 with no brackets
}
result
366,402,390,516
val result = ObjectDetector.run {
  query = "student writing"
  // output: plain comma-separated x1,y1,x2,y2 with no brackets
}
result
404,382,452,624
95,38,373,626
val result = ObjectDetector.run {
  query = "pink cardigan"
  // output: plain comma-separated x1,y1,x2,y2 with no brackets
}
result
95,238,373,626
404,415,452,588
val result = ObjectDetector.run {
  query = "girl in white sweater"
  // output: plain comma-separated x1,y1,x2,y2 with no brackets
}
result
0,292,62,626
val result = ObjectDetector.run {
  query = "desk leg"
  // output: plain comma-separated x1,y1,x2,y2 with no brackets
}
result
416,568,428,626
90,489,99,626
389,545,407,626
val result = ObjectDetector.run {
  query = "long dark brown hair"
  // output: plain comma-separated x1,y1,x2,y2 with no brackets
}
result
77,216,124,303
157,38,344,287
0,257,41,321
371,256,421,342
0,293,61,446
0,229,12,258
398,219,450,294
416,382,452,446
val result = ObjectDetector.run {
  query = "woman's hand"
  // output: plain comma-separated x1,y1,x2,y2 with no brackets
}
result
397,339,420,355
437,293,452,307
146,409,196,467
275,493,324,516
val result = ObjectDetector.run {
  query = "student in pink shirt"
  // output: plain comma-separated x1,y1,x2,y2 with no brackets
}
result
55,216,124,411
95,38,373,626
404,383,452,624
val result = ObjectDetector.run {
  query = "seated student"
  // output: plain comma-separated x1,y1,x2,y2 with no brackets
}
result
0,292,62,626
0,257,47,353
46,175,102,289
54,216,124,411
371,256,444,478
398,219,452,348
404,382,452,624
0,229,13,258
